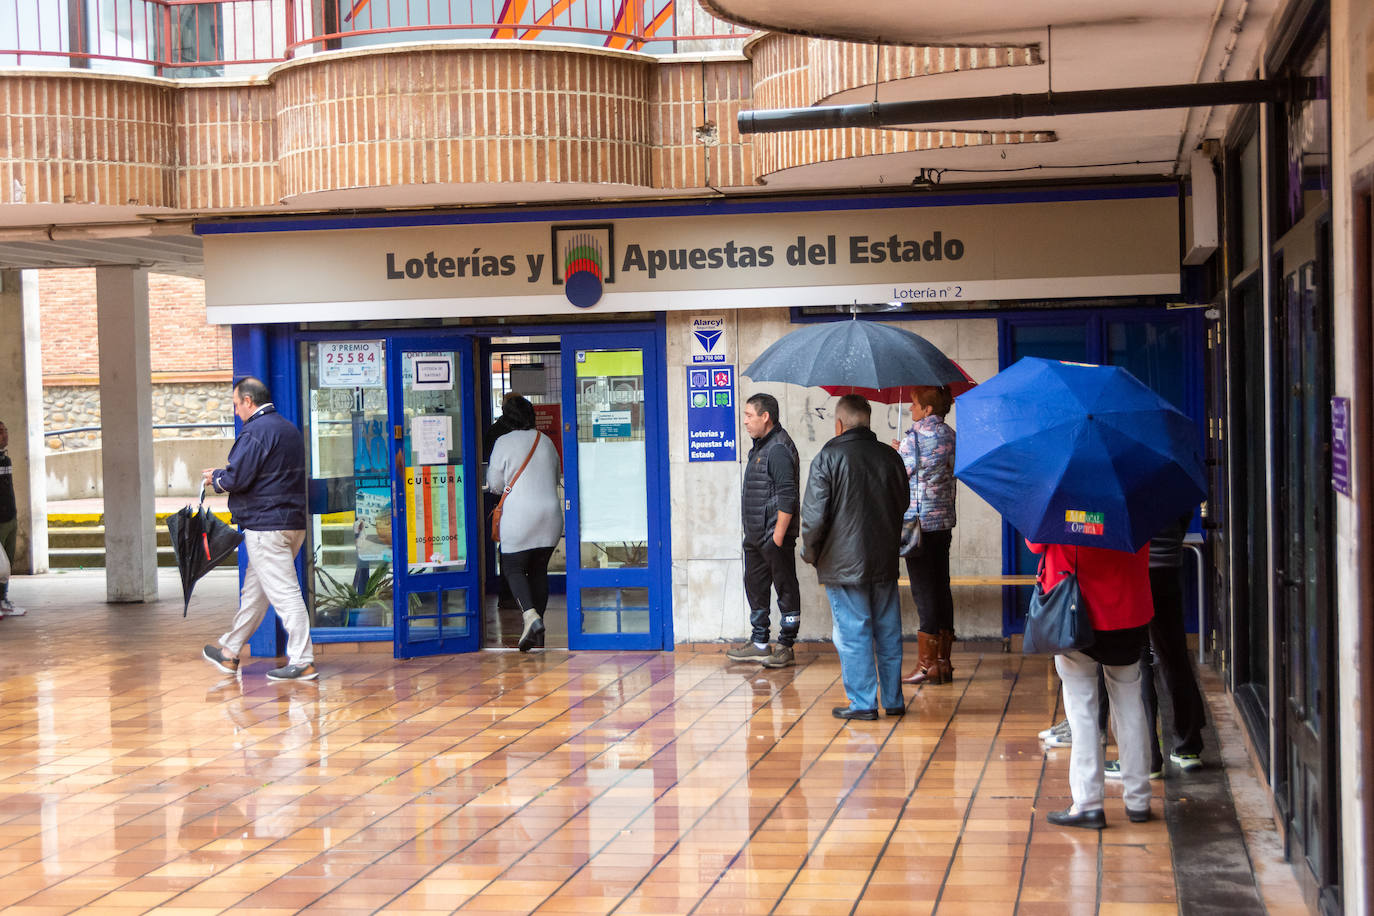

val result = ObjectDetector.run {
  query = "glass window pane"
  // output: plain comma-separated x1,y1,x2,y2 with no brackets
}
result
1106,320,1187,411
575,349,647,570
302,340,393,630
1008,323,1089,364
579,587,650,635
402,350,467,576
1238,133,1262,271
407,591,441,641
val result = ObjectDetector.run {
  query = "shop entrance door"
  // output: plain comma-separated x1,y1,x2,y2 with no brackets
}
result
560,329,669,650
390,340,482,657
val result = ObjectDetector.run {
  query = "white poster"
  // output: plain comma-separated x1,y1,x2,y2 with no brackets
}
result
411,415,452,465
319,340,383,387
410,354,453,391
577,441,649,543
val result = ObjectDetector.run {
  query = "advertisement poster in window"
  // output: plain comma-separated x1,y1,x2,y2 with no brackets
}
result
404,465,465,568
320,340,384,388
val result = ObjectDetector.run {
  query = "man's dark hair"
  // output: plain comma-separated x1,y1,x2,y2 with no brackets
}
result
233,376,272,407
503,395,537,431
835,393,872,429
746,393,780,425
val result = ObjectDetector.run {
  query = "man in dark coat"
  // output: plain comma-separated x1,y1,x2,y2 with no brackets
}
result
801,394,910,720
201,376,316,681
727,393,801,668
0,419,25,617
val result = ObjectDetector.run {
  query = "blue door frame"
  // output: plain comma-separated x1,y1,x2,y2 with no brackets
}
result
389,337,483,657
559,327,673,651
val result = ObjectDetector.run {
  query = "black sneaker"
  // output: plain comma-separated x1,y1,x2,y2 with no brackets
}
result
202,644,239,675
266,663,318,681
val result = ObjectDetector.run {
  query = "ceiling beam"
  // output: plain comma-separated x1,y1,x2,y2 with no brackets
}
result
738,78,1318,135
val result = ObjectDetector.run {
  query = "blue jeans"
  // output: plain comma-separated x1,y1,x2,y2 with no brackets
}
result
826,581,904,711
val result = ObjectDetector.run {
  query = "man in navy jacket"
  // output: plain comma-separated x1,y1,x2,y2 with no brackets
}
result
201,377,316,681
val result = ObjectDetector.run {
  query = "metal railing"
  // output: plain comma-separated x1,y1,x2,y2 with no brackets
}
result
0,0,750,75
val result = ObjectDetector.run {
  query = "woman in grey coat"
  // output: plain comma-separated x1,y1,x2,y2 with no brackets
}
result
486,396,563,651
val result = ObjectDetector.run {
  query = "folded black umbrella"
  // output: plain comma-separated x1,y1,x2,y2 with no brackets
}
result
167,486,244,617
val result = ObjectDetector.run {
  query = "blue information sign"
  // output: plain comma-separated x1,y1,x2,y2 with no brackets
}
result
687,365,737,462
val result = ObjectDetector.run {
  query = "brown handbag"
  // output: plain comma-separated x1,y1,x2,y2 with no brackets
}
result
490,433,541,543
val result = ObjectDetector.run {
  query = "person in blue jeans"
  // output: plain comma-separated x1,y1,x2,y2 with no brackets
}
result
800,395,910,720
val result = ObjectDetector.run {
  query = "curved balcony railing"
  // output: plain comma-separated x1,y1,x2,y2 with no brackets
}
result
0,0,750,77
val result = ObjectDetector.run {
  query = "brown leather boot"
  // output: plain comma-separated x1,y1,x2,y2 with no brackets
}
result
902,631,945,684
937,629,956,682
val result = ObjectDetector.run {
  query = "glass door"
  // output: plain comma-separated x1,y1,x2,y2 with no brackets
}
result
390,339,481,657
560,329,668,650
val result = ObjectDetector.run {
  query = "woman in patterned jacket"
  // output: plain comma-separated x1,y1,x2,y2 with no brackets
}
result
894,386,957,685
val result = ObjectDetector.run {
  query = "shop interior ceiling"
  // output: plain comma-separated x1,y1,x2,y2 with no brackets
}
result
707,0,1279,189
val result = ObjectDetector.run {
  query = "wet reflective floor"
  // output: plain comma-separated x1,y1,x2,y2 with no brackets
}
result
0,571,1309,915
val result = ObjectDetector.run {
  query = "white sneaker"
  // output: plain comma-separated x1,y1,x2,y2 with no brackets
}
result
0,599,25,616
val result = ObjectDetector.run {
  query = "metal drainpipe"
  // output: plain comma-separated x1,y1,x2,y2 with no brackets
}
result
737,78,1317,135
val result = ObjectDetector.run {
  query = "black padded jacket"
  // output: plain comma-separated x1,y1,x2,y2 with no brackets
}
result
741,424,800,544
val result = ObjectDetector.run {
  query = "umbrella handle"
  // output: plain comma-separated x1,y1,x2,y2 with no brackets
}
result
198,482,207,506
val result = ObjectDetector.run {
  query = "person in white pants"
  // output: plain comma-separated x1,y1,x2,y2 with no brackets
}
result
201,377,317,682
217,529,314,674
1028,540,1155,829
1055,650,1153,822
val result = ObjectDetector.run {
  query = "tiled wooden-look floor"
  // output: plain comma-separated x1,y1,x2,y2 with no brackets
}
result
0,571,1296,915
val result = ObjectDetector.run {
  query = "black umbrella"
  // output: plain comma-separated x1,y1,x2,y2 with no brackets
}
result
167,486,243,616
743,318,967,390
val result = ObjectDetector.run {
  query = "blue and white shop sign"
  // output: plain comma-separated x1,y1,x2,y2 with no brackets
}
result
687,365,737,462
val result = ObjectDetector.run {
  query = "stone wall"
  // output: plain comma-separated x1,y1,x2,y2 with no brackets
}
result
665,308,1007,642
44,382,234,451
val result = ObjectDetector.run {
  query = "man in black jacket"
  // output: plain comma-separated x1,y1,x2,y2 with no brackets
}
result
201,377,317,681
0,419,26,617
801,395,910,720
727,393,801,668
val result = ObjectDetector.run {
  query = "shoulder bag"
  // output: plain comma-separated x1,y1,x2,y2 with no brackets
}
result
1021,548,1094,655
490,433,541,544
898,516,923,557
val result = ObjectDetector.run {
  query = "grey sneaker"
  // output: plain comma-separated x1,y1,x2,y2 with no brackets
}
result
1038,719,1070,740
202,644,239,675
266,663,319,681
760,645,794,668
0,599,26,616
725,642,771,661
1042,728,1073,748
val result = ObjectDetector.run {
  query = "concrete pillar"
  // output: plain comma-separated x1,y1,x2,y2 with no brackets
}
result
96,267,157,602
0,269,48,574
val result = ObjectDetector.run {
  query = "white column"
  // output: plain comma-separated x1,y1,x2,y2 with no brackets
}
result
97,267,157,602
0,269,48,573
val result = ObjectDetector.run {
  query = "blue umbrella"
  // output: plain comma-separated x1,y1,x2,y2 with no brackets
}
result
743,319,967,390
953,357,1206,552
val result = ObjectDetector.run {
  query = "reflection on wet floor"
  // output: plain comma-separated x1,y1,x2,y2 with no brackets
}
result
0,569,1310,915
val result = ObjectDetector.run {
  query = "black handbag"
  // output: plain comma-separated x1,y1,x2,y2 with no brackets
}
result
898,516,923,557
1021,550,1094,655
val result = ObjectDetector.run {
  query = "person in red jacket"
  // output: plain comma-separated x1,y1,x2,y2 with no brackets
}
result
1027,539,1154,829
